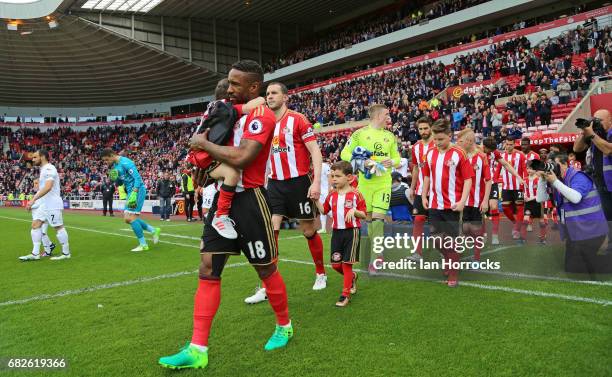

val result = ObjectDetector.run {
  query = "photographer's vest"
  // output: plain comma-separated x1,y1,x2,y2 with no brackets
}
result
601,129,612,191
182,174,194,192
557,167,608,241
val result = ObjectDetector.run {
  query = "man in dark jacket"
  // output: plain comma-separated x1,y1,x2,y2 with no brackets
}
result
157,171,176,221
100,178,115,216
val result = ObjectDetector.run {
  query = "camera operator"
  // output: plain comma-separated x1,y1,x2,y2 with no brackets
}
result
536,153,611,274
573,109,612,251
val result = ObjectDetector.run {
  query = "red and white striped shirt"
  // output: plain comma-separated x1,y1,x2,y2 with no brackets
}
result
525,151,540,161
466,152,491,208
422,146,474,210
269,110,316,180
524,175,539,200
323,190,366,229
494,151,526,190
487,149,502,182
410,139,434,195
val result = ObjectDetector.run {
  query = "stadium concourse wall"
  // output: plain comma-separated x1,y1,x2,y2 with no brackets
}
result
285,5,612,96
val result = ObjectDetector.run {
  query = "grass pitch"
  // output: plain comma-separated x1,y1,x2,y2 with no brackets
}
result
0,207,610,377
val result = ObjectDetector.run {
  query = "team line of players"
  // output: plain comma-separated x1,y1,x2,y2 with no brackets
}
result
17,65,562,370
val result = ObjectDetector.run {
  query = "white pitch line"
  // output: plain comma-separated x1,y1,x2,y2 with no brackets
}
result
0,262,249,308
278,258,612,306
119,228,305,241
465,269,612,286
2,215,611,306
461,245,516,260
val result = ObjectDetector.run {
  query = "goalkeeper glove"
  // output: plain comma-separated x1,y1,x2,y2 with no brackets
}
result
127,191,138,209
109,169,119,182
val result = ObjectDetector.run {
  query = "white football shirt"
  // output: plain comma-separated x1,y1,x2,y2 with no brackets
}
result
38,163,63,210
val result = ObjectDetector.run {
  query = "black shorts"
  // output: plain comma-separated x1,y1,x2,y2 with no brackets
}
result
428,209,460,237
524,200,542,218
489,183,500,200
412,195,428,216
331,228,360,264
462,206,482,224
268,175,317,220
502,189,524,203
202,187,277,265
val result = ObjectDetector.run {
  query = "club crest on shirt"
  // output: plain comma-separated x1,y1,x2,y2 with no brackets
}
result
282,127,291,134
344,201,354,209
445,159,457,168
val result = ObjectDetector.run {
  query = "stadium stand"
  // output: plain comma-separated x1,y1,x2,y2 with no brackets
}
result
264,0,490,73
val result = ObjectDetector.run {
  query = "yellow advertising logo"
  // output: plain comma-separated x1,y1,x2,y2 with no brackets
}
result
452,87,463,98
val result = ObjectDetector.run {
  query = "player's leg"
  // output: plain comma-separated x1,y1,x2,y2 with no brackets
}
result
39,221,55,256
411,195,427,260
319,191,328,233
534,203,547,245
131,190,161,245
158,252,227,370
337,228,360,307
489,184,501,245
515,191,526,243
289,176,326,287
209,163,239,239
239,188,292,350
369,185,391,269
357,183,374,267
125,211,147,251
442,210,461,287
20,219,44,261
48,211,71,260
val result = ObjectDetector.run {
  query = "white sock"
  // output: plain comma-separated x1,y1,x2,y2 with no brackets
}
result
280,320,291,329
31,228,42,255
56,228,70,255
320,215,327,230
190,343,208,352
41,223,51,251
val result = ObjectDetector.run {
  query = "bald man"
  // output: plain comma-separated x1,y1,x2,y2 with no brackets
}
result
573,109,612,251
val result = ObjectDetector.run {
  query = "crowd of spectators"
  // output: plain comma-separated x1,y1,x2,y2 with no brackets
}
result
1,14,610,201
293,22,610,146
264,0,489,73
0,122,196,199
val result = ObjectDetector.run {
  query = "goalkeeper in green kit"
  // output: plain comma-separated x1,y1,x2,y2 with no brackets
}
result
340,104,400,272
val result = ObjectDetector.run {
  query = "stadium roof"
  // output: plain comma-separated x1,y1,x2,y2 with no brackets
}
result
71,0,380,24
0,13,222,106
1,0,389,107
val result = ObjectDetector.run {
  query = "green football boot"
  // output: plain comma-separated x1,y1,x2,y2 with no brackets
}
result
264,323,293,351
159,343,208,370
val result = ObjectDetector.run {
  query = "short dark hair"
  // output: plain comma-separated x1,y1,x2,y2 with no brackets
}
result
101,148,116,158
214,78,229,100
482,137,497,151
331,160,353,176
267,81,288,94
37,149,49,160
231,59,264,83
521,137,530,144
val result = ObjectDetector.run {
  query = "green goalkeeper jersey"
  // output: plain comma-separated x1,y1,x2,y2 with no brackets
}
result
340,125,400,185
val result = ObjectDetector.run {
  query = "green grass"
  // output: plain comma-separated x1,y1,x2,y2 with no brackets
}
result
0,207,611,377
